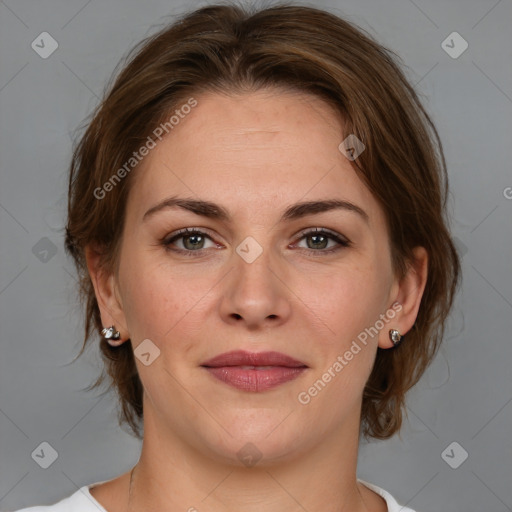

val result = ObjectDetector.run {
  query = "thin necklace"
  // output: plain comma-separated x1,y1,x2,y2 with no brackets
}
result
127,465,136,511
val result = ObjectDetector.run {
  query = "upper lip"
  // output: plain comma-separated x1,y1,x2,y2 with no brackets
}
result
201,350,308,368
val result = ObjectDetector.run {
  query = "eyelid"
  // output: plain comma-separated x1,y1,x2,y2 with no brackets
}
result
163,226,349,243
294,226,350,243
162,227,219,247
161,226,351,254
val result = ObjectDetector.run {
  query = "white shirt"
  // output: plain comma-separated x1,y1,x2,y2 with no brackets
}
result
10,478,417,512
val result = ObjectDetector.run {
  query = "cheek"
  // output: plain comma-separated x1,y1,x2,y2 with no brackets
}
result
316,260,389,340
296,288,381,421
303,259,390,391
118,249,211,347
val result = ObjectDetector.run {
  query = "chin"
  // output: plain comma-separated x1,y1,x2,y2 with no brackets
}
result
194,414,314,468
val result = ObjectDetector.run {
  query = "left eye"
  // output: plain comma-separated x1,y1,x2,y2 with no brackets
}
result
162,227,350,255
294,228,350,252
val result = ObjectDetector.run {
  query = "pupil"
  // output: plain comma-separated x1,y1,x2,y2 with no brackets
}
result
185,234,203,249
182,234,329,251
309,234,327,249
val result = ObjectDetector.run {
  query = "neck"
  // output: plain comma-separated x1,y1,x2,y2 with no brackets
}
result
126,406,380,512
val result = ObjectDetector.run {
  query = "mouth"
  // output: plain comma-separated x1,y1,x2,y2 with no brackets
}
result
200,350,308,392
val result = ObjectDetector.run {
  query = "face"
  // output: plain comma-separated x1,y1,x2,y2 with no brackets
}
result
103,88,404,464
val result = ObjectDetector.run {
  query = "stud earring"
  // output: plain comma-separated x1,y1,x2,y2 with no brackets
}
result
101,325,123,346
389,329,403,347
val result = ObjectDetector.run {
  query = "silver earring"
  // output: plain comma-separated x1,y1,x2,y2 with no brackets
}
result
101,325,123,346
389,329,402,347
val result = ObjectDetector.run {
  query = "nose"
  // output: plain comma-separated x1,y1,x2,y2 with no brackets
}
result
219,241,292,330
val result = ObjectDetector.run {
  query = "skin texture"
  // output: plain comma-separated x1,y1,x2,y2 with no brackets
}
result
86,88,428,512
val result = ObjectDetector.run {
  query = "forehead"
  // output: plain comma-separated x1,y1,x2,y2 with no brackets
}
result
127,89,381,225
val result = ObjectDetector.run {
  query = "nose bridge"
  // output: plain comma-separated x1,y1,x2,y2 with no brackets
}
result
220,231,291,326
233,232,278,294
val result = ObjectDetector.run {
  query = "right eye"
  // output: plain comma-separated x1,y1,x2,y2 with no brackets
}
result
162,228,219,255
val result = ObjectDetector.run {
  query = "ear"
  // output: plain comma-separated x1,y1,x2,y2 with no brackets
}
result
85,244,129,343
378,246,428,349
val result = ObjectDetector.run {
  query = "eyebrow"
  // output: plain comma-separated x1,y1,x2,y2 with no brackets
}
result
142,196,369,225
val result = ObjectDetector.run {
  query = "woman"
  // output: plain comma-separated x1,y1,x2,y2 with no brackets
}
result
14,3,461,511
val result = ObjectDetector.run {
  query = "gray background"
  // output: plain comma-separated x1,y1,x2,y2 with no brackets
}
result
0,0,511,511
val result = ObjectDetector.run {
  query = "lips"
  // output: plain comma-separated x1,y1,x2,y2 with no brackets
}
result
201,350,308,392
201,350,307,368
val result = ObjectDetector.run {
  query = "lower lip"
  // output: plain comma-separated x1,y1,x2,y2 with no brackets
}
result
203,366,307,392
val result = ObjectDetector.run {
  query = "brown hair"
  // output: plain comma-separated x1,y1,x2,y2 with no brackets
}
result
65,2,461,440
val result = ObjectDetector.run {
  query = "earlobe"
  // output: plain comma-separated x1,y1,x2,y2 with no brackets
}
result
378,246,429,349
85,245,128,340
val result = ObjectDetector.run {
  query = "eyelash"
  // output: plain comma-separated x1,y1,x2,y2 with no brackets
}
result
161,227,351,257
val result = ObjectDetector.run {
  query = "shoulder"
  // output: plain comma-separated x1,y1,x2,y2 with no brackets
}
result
9,482,108,512
12,479,417,512
358,479,418,512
